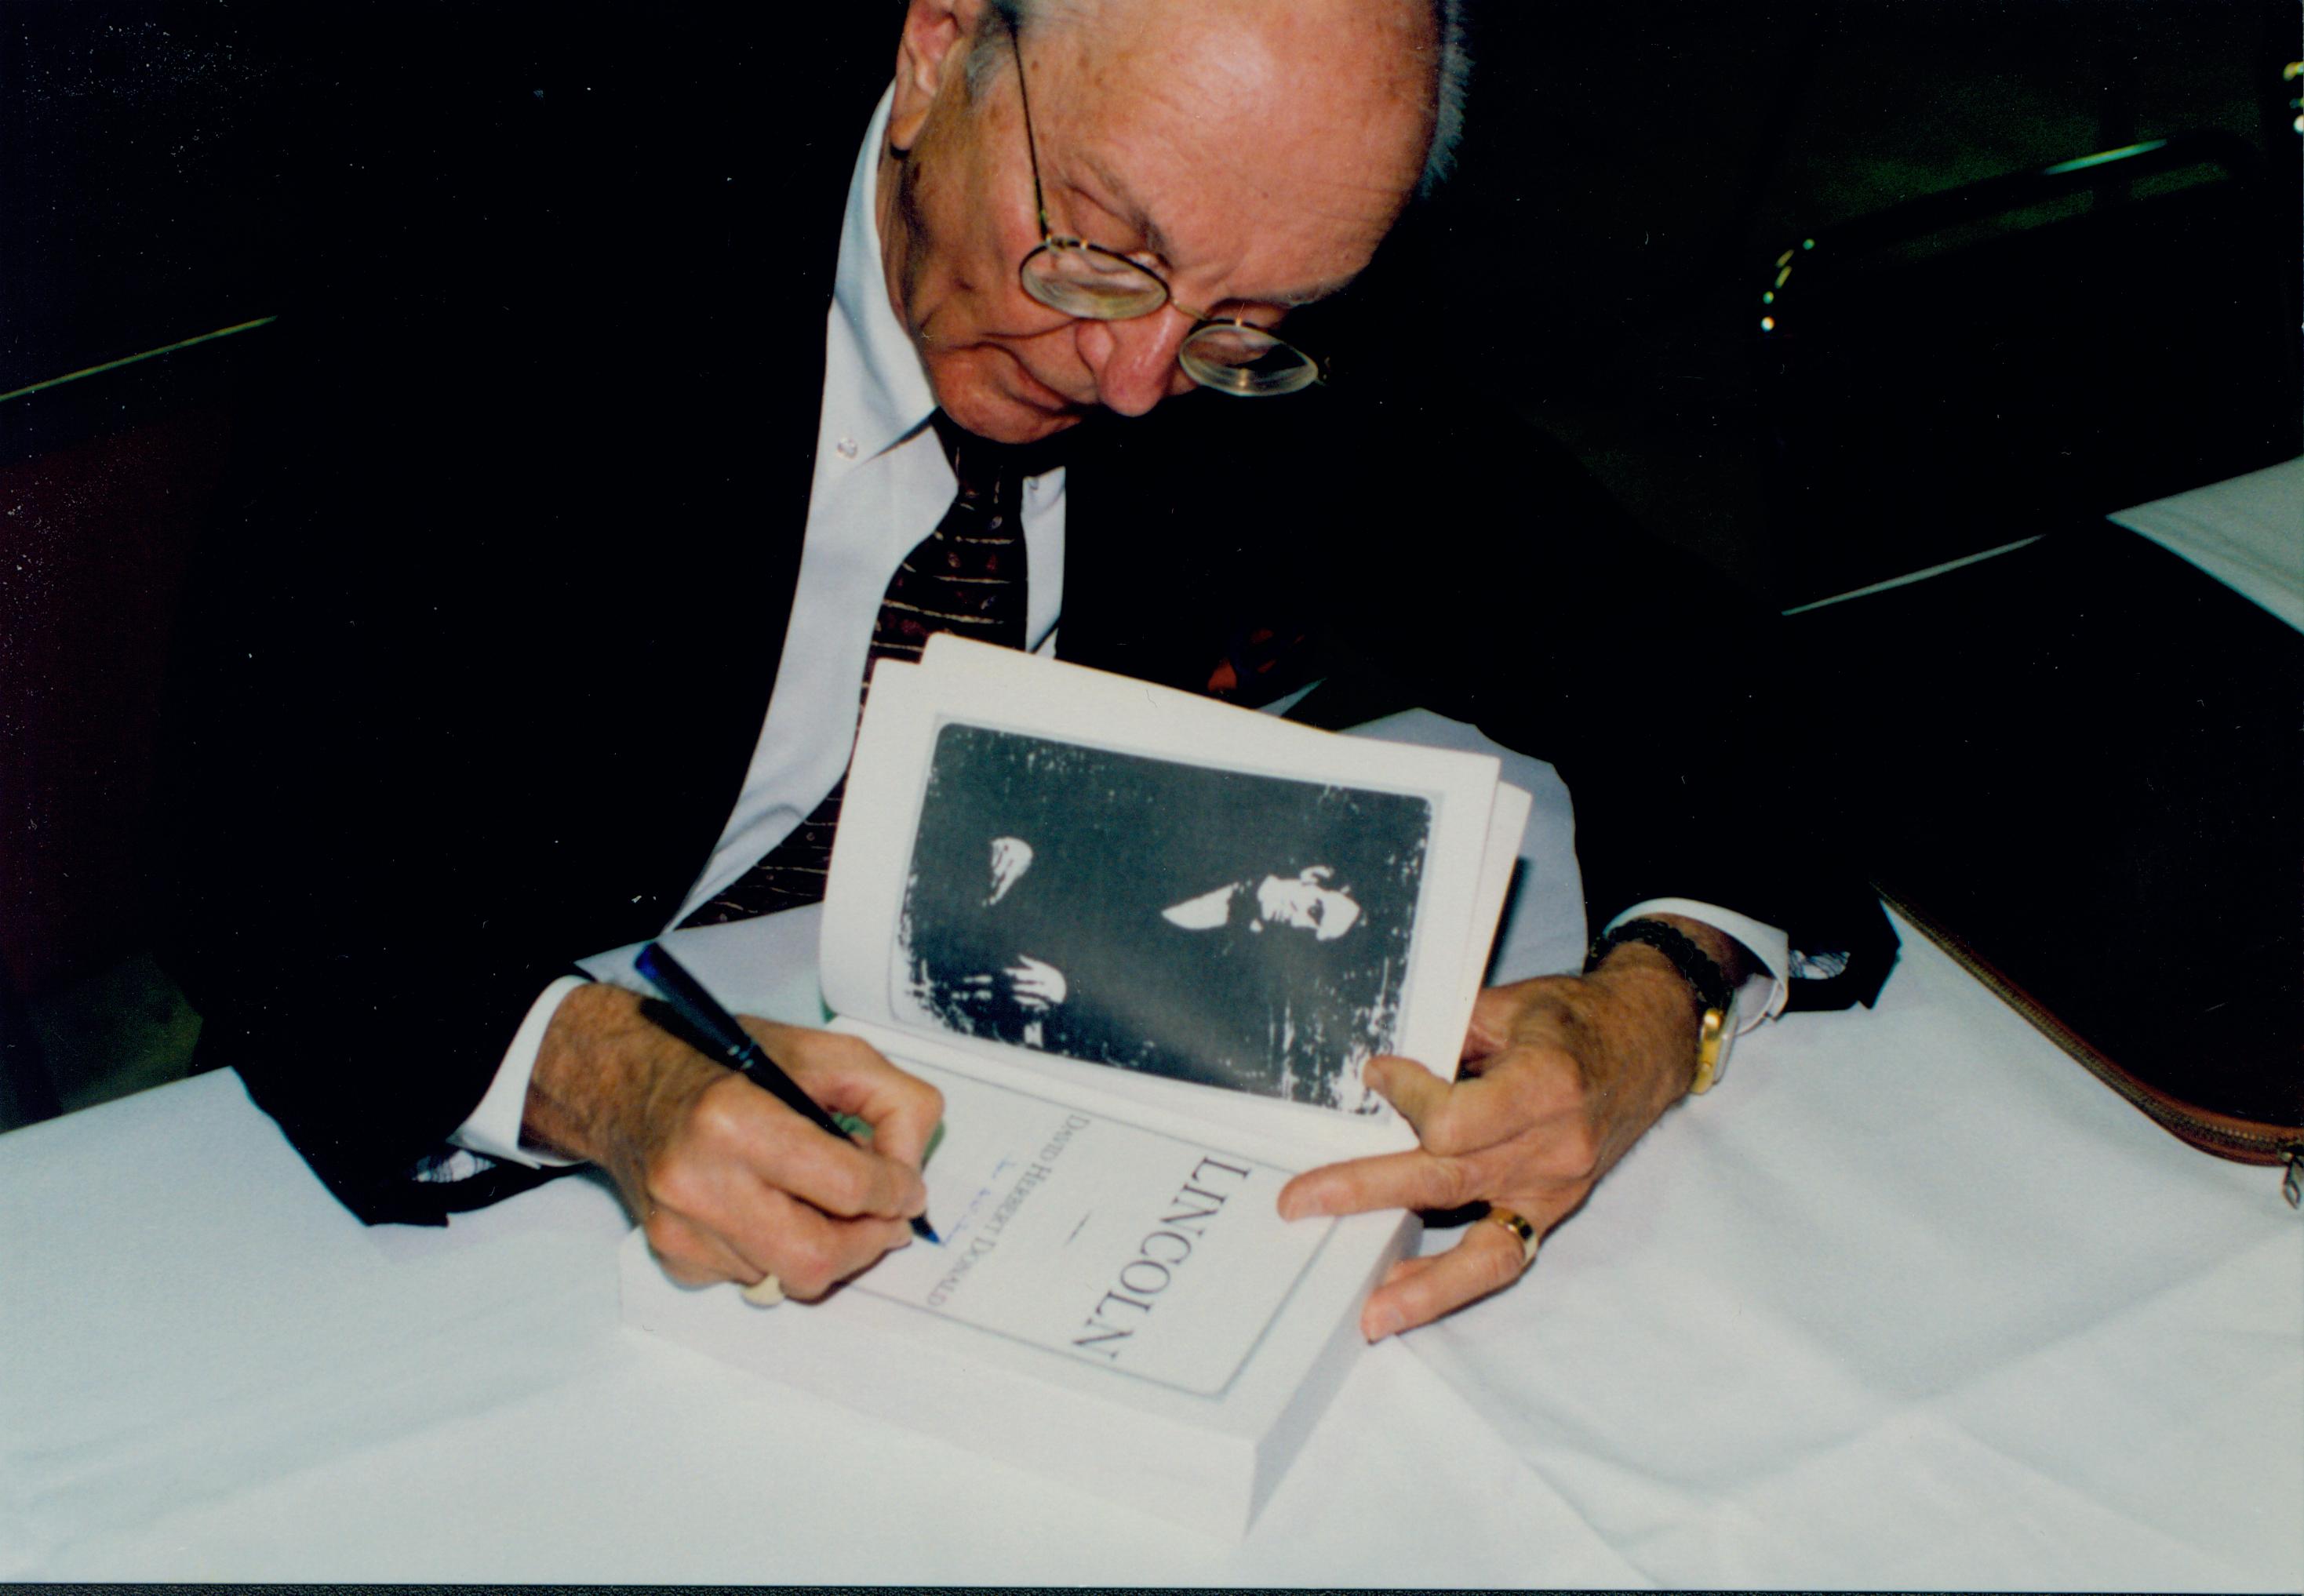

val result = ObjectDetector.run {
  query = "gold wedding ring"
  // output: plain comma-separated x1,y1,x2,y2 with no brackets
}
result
741,1273,785,1307
1487,1206,1539,1269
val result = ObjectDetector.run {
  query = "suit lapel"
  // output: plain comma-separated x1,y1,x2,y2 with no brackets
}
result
593,78,871,918
1059,390,1346,703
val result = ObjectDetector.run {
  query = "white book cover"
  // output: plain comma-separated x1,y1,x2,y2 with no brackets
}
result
620,636,1532,1537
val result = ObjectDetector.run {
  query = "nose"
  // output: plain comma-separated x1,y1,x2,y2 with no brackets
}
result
1072,309,1196,417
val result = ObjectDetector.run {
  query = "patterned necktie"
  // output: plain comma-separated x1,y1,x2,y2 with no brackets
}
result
681,414,1045,927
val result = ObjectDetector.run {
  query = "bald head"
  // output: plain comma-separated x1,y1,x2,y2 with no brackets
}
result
879,0,1460,441
970,0,1468,197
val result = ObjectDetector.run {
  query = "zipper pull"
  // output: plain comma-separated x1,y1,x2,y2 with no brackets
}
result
2284,1149,2302,1211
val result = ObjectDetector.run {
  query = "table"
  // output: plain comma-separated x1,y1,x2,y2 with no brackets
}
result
7,912,2297,1581
5,628,2299,1588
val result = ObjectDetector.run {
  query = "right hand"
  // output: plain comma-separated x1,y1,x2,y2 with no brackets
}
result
522,982,943,1296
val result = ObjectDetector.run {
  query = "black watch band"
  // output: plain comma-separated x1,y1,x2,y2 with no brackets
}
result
1584,918,1734,1016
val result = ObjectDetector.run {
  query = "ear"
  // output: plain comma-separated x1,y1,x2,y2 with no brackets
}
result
889,0,993,154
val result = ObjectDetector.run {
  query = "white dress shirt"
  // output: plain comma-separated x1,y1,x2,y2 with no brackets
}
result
451,90,1784,1169
452,91,1066,1165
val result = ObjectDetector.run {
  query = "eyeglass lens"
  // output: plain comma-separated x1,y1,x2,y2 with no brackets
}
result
1021,240,1169,318
1021,242,1319,396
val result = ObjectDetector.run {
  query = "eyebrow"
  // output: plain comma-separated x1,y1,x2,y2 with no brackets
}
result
1072,151,1172,260
1071,151,1356,311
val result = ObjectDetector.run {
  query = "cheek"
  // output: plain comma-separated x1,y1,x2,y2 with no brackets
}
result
914,219,1035,344
898,144,998,311
923,130,1033,282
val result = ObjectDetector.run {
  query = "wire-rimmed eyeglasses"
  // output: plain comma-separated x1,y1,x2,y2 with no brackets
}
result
1006,27,1323,398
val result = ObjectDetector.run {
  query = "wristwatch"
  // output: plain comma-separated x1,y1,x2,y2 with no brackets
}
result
1584,918,1736,1094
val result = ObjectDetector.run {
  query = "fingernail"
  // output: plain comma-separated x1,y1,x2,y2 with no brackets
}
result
1363,1305,1403,1342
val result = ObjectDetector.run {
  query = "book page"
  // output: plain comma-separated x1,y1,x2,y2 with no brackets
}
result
824,639,1521,1153
852,1052,1330,1398
896,723,1434,1114
1461,780,1537,1026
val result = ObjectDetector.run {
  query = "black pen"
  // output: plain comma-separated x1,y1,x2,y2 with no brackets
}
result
633,940,940,1244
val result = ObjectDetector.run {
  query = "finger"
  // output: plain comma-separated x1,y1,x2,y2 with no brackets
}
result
647,1132,829,1284
1374,1252,1446,1292
1278,1144,1491,1220
665,1067,926,1225
762,1025,947,1174
1359,1052,1454,1132
1367,1049,1571,1160
659,1137,919,1297
739,1194,915,1300
643,1205,764,1289
1461,975,1588,1065
747,1098,930,1222
1461,982,1529,1061
1360,1220,1530,1340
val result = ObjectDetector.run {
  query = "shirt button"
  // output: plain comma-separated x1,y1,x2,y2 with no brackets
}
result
835,436,859,460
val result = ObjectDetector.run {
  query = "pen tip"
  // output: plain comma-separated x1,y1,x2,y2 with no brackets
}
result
914,1216,941,1245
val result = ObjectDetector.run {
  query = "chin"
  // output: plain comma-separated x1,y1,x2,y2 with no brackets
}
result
928,351,1086,444
994,410,1082,445
945,391,1082,445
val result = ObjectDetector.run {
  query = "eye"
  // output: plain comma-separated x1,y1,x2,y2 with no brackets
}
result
1057,178,1163,265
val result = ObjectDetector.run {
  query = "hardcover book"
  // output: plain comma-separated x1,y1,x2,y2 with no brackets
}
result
619,635,1531,1536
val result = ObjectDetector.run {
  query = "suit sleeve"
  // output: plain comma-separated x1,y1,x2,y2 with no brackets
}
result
149,318,764,1224
140,7,911,1222
1385,405,1895,1008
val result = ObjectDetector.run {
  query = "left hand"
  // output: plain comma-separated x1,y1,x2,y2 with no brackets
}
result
1277,925,1734,1340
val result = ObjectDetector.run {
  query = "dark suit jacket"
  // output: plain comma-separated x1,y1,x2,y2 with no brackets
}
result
153,10,1894,1224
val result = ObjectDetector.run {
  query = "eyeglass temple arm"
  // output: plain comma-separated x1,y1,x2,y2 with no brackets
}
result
1005,24,1056,239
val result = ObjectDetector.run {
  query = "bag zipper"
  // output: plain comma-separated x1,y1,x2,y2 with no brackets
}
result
1877,887,2304,1190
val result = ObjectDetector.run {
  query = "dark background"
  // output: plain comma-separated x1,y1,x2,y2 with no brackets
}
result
2,0,2297,1118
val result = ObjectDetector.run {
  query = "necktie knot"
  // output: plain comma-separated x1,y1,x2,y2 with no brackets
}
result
930,410,1071,498
683,413,1048,927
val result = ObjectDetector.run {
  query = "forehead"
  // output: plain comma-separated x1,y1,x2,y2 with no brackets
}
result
1019,0,1435,304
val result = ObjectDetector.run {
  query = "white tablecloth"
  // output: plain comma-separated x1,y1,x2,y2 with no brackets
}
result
4,722,2298,1586
2109,454,2304,634
5,924,2297,1581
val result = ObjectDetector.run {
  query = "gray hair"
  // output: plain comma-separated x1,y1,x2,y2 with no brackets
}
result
968,0,1471,199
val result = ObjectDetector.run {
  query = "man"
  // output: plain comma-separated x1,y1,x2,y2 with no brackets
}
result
159,0,1892,1342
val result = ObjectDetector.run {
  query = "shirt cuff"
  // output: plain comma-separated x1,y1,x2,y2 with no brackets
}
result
447,974,591,1168
1604,897,1789,1037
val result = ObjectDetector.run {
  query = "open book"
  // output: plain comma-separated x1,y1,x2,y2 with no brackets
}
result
621,635,1532,1537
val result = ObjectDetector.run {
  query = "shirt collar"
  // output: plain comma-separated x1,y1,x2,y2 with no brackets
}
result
828,86,938,461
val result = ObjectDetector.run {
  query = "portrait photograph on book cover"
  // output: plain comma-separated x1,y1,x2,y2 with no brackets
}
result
897,722,1432,1112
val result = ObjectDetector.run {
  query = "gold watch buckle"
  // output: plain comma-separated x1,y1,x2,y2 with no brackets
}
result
1691,1006,1727,1095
